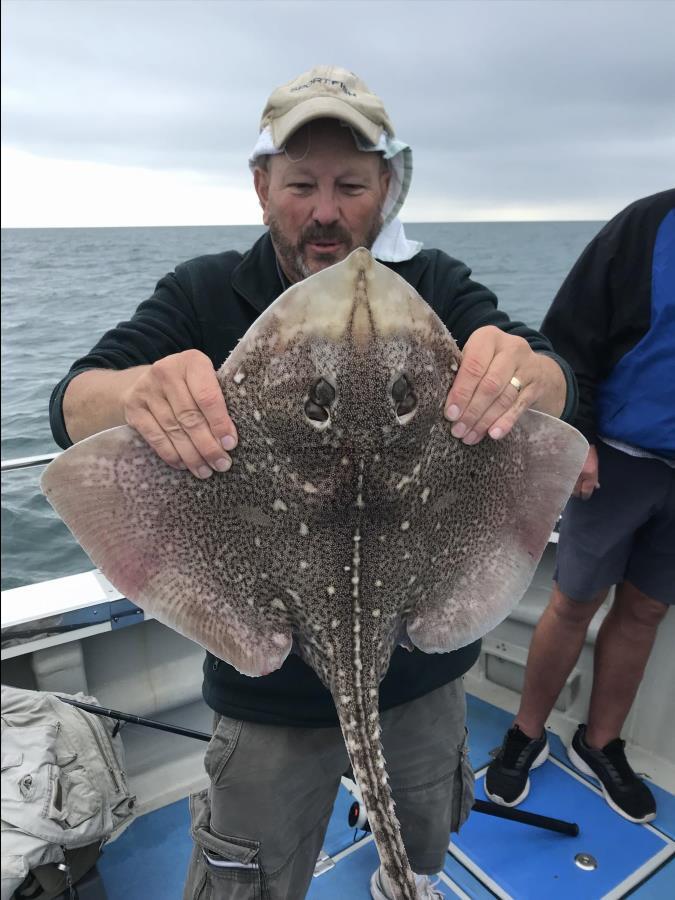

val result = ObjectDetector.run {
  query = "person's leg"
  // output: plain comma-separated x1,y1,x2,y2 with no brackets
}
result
565,584,666,824
515,583,607,739
370,679,471,900
585,580,668,747
565,452,673,824
484,583,606,806
183,714,347,900
485,442,661,808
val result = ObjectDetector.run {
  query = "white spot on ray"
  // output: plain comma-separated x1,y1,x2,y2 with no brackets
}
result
303,482,318,494
273,499,288,512
400,520,410,531
421,487,431,504
233,369,246,384
253,409,262,422
299,522,309,536
271,598,286,611
326,585,336,596
372,609,381,617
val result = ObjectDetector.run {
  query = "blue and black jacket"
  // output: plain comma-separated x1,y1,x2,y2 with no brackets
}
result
541,189,675,458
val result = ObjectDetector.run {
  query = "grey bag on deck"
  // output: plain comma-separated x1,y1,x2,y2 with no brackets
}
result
1,686,136,900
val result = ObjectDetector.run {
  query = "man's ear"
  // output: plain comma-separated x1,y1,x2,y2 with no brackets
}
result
379,162,391,202
253,166,271,226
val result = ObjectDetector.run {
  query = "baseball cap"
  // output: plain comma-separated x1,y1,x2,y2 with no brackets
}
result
259,65,395,148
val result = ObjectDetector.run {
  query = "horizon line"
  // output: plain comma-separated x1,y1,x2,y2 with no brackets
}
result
1,217,606,231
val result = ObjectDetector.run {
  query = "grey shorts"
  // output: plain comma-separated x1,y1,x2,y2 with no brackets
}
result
183,679,473,900
555,441,675,605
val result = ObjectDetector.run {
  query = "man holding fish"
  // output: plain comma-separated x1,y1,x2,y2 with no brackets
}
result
49,67,579,900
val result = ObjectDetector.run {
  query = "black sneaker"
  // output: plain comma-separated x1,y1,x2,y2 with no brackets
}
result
567,724,657,824
484,724,549,806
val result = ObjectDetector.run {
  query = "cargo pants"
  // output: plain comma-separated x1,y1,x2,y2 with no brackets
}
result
183,679,474,899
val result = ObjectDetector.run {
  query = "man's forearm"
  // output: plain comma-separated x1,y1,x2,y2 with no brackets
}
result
63,367,151,442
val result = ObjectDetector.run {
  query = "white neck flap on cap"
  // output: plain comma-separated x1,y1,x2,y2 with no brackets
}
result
248,126,422,263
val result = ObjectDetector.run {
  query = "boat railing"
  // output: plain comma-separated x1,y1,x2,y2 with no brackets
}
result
1,452,61,472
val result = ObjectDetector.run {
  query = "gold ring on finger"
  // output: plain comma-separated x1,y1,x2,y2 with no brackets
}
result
509,376,523,392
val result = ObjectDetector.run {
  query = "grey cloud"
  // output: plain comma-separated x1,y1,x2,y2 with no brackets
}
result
2,0,674,218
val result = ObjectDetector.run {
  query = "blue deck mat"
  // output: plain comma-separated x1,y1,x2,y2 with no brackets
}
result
629,856,675,899
98,797,193,900
97,693,674,898
449,766,670,900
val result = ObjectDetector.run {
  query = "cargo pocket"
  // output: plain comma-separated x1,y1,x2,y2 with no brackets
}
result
450,727,475,833
48,766,101,829
1,725,59,836
185,789,264,900
203,716,243,786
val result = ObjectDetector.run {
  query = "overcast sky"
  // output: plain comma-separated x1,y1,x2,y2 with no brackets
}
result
2,0,674,227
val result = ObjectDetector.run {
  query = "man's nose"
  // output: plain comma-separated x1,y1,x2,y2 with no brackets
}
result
312,188,339,225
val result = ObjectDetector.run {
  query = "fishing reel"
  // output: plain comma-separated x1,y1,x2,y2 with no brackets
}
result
341,775,371,832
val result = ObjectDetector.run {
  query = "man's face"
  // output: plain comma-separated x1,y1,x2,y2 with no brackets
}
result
254,119,391,283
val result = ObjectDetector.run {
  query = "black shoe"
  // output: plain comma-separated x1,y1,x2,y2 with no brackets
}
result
567,724,657,824
485,725,549,806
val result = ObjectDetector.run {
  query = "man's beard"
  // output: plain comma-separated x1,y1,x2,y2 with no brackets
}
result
268,213,383,283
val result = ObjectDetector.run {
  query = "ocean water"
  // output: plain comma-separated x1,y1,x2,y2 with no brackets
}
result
1,221,601,591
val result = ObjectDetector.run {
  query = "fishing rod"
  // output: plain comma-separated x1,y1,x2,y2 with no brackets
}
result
57,696,212,742
58,696,580,837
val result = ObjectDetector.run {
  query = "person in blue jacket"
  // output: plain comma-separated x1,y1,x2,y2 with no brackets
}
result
486,189,675,824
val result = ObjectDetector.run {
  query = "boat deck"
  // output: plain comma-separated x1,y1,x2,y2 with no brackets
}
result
96,694,675,899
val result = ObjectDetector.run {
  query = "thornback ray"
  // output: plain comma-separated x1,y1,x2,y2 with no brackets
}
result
42,248,588,900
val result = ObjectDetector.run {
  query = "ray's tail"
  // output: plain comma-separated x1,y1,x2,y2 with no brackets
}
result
334,682,418,900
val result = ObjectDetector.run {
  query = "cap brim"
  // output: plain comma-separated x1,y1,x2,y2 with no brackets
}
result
270,97,382,148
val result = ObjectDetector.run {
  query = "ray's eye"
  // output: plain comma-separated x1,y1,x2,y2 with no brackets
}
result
304,377,335,429
391,373,418,423
311,378,336,406
304,400,329,423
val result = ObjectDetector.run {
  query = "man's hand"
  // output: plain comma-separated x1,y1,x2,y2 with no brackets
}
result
572,445,600,500
122,350,238,479
444,325,567,444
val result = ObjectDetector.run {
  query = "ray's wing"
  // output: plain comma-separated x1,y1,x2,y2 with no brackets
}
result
405,410,588,653
40,426,292,676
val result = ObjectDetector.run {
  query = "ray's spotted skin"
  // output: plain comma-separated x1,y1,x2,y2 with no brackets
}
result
42,249,588,900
